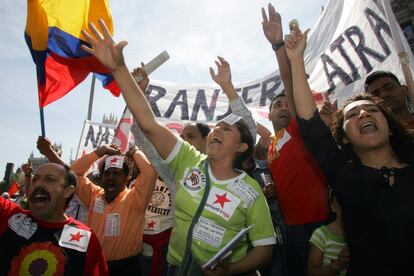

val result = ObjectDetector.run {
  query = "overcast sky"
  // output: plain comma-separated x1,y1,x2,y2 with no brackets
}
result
0,0,327,177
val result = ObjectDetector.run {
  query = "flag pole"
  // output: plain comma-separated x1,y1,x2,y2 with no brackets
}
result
39,107,46,137
87,75,96,121
382,0,414,107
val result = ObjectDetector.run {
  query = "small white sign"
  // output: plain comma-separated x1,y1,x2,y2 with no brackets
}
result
59,224,91,252
193,217,226,248
205,187,240,221
228,180,258,208
104,213,121,236
9,214,37,240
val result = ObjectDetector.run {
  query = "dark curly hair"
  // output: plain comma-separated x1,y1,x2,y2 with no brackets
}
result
331,93,414,166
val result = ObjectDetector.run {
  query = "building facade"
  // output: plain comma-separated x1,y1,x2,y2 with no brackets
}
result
391,0,414,53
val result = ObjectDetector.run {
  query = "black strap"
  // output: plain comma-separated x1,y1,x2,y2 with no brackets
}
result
183,159,211,254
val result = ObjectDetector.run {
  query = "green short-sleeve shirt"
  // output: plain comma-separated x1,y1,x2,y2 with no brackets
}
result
165,139,276,265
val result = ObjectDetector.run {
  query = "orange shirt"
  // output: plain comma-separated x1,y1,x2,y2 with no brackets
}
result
71,151,157,261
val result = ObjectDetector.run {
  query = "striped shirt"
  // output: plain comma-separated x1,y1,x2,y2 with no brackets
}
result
309,225,347,275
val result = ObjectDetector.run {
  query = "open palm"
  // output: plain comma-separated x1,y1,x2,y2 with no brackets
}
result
261,3,283,44
81,19,128,72
209,56,232,87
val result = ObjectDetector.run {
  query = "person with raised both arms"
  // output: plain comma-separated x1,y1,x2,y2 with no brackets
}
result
257,4,329,275
71,143,157,276
285,22,414,275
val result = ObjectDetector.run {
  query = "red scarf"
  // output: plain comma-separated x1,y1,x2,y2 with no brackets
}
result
143,228,172,276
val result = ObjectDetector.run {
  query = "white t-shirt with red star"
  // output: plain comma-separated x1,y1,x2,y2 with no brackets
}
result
165,139,276,266
143,178,174,235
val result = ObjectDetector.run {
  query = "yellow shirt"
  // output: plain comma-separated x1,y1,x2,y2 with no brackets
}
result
71,151,157,261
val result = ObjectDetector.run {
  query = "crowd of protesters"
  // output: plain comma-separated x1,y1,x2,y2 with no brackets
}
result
1,3,414,276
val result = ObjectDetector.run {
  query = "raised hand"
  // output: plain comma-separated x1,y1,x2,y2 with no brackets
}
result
209,56,232,89
261,3,283,44
126,145,139,159
319,94,338,127
81,19,128,72
21,159,33,176
285,27,310,61
257,123,272,148
95,144,122,157
37,136,54,156
132,63,150,92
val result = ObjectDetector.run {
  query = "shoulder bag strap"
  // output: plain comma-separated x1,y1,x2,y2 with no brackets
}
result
183,159,211,253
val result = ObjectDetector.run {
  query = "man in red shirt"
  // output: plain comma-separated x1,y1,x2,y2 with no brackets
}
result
0,163,108,275
258,5,329,275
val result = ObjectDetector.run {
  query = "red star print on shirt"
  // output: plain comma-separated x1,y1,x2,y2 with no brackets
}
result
213,192,231,208
69,231,85,242
110,157,119,164
147,220,156,229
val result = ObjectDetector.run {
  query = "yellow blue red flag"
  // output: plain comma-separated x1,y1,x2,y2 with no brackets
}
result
25,0,120,107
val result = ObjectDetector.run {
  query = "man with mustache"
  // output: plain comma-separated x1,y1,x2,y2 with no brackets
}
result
0,162,108,275
71,144,157,275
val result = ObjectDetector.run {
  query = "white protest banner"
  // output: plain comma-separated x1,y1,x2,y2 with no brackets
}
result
140,0,413,124
74,0,414,163
305,0,414,104
76,120,116,159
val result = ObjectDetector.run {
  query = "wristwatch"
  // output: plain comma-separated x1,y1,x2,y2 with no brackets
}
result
272,40,285,51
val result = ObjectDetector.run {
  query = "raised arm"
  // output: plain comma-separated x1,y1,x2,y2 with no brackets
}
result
209,56,238,101
262,3,296,117
128,146,157,209
284,27,316,119
210,56,257,141
254,124,272,161
81,20,177,159
37,136,66,166
21,159,33,197
130,66,175,188
71,144,121,207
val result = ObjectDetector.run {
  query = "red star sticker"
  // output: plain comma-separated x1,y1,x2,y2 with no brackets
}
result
213,192,231,208
110,157,119,164
147,220,156,229
69,231,85,242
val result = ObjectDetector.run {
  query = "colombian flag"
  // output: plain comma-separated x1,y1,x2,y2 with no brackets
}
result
25,0,120,108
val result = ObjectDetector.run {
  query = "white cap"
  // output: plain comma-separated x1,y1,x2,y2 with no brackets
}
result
104,155,125,171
